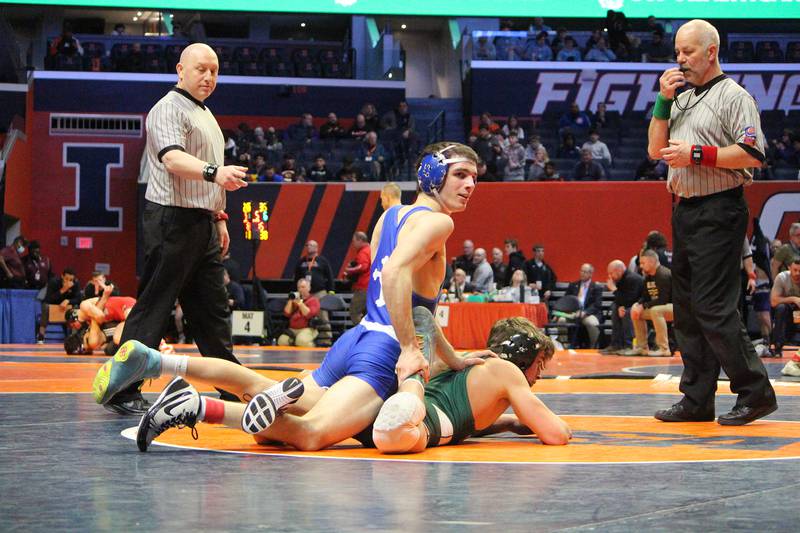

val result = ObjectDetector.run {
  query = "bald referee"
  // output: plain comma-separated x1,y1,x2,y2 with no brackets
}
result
648,19,776,426
103,43,248,415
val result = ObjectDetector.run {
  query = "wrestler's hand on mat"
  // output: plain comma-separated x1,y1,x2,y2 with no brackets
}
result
660,139,692,168
215,165,249,191
659,67,685,100
396,347,429,383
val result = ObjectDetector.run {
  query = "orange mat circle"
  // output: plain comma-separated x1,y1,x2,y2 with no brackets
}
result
122,415,800,464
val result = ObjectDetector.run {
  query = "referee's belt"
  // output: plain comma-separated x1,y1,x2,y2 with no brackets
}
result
680,185,742,205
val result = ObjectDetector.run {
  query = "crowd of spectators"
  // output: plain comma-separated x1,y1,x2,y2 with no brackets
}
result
223,102,421,182
45,21,353,78
474,14,800,63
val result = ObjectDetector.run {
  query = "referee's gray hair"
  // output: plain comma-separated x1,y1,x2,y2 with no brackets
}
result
678,19,720,50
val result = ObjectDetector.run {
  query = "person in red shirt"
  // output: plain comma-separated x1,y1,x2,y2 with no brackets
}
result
278,278,320,347
344,231,371,324
0,235,28,288
23,241,52,290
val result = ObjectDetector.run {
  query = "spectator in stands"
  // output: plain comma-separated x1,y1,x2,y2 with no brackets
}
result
336,157,363,182
474,37,497,60
771,222,800,278
224,268,245,311
527,149,548,180
645,230,673,269
502,115,525,141
559,103,592,137
84,271,120,300
470,126,494,164
557,133,580,159
602,259,644,354
625,250,673,357
503,133,526,181
771,258,800,356
491,247,508,288
128,42,145,72
643,31,673,63
642,15,665,34
504,238,527,287
393,127,421,168
259,165,283,182
525,134,548,163
556,37,582,62
540,162,562,181
525,244,557,302
361,103,380,132
280,153,305,182
448,268,476,301
583,29,604,55
287,113,317,144
250,127,268,152
529,17,552,34
635,155,668,180
0,235,27,288
49,22,83,58
348,114,370,141
358,131,387,180
615,35,643,62
559,263,603,348
344,231,371,324
581,129,612,167
381,100,415,131
23,241,51,291
452,240,476,278
550,26,570,53
473,112,501,135
294,239,334,296
591,102,619,130
37,267,81,343
605,10,631,57
308,155,333,182
767,129,797,165
223,130,238,164
524,32,553,61
111,23,127,36
265,127,283,152
494,23,523,60
585,37,616,62
471,248,494,293
248,154,268,181
572,149,605,181
320,112,346,139
487,141,508,181
477,158,497,182
380,182,401,210
278,278,320,348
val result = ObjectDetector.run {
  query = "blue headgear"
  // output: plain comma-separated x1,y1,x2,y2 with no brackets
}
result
417,145,471,194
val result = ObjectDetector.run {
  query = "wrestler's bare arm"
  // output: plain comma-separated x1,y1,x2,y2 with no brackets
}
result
472,413,533,437
503,365,572,445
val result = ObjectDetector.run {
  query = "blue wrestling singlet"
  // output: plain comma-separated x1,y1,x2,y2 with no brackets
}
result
311,205,439,399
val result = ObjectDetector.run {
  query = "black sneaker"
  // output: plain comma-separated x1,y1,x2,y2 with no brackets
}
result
36,334,45,345
136,377,200,452
103,395,151,416
242,378,304,434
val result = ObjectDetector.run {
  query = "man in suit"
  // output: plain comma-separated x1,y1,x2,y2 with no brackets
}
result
564,263,604,348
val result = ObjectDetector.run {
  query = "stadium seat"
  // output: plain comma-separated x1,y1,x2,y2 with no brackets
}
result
266,60,293,77
756,41,783,62
234,46,258,63
728,41,754,62
219,59,239,75
786,42,800,62
239,60,264,76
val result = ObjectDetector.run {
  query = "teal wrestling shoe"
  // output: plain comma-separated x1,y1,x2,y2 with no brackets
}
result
92,340,162,405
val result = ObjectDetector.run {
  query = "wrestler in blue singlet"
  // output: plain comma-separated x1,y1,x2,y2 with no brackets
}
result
311,205,438,399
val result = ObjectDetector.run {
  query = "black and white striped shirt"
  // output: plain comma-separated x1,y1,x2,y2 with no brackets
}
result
667,75,765,199
143,87,225,211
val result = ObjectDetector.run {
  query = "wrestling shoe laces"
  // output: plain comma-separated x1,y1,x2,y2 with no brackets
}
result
136,377,200,452
242,377,304,434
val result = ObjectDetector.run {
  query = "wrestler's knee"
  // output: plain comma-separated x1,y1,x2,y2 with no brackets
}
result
373,424,422,453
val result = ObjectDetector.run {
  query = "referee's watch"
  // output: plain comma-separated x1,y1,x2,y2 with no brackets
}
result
691,145,703,166
202,163,219,182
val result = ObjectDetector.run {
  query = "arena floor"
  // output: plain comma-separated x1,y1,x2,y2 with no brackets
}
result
1,344,799,532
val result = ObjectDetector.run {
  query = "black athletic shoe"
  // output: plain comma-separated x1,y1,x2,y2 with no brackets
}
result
654,402,715,422
103,396,151,416
717,403,777,426
136,377,200,452
242,378,304,434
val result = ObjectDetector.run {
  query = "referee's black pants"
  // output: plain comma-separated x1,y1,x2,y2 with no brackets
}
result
671,186,775,412
112,200,239,402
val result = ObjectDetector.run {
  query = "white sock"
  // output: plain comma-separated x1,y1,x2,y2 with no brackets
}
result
160,353,190,377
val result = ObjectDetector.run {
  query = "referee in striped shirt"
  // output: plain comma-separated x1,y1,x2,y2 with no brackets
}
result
648,20,777,426
105,43,248,415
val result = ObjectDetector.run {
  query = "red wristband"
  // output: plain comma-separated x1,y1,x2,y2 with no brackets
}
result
747,271,757,281
213,212,229,222
700,145,718,167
